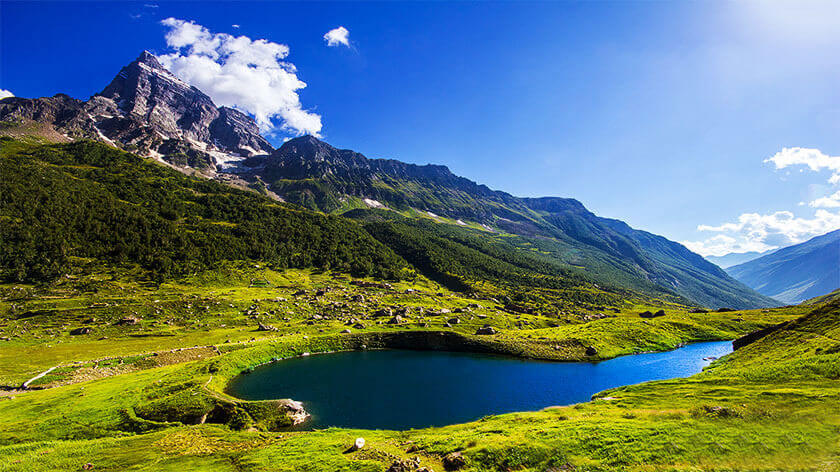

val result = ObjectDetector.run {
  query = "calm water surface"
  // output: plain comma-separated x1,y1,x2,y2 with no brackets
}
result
227,341,732,430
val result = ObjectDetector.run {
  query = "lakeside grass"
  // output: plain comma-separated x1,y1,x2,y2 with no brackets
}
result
0,265,835,471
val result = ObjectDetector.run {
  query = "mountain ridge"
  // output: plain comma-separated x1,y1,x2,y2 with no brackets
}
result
706,250,774,269
0,51,271,171
727,229,840,304
0,52,777,309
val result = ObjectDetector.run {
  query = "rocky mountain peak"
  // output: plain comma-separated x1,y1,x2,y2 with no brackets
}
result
135,50,164,68
276,135,339,162
0,51,275,171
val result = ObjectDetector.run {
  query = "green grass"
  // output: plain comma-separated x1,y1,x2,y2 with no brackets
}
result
1,263,836,470
0,262,793,386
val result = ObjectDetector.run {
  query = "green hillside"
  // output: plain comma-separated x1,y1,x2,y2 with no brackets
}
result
0,138,409,283
251,136,777,309
727,229,840,304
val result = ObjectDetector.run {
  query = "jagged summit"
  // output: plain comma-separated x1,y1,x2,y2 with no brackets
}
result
136,50,164,67
0,51,273,170
0,53,781,309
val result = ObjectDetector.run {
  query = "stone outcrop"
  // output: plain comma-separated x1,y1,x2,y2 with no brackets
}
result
0,51,272,171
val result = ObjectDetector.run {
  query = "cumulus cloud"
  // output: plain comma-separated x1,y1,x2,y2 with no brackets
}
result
0,89,14,100
323,26,350,47
683,209,840,257
810,190,840,208
765,147,840,184
683,146,840,256
158,17,322,136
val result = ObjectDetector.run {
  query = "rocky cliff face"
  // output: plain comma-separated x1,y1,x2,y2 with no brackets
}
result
0,51,273,171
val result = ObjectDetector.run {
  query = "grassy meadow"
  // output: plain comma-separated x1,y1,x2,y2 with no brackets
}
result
1,263,835,471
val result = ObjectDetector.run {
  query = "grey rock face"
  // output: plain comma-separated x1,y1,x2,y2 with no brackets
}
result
0,51,273,170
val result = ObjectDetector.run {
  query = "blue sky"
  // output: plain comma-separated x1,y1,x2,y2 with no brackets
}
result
2,1,840,256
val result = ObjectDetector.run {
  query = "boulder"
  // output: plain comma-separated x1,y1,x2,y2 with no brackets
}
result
443,452,467,470
702,405,741,418
585,346,598,356
475,326,497,335
70,327,92,335
387,315,404,324
386,460,414,472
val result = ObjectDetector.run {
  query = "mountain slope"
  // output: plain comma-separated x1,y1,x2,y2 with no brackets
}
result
727,229,840,304
0,51,271,171
251,136,776,309
0,52,776,309
0,138,408,282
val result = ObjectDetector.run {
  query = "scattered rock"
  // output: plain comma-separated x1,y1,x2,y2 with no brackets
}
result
387,460,415,472
443,452,467,470
475,326,497,335
702,405,741,418
374,308,393,318
116,316,139,326
256,323,276,332
283,400,310,424
70,327,92,335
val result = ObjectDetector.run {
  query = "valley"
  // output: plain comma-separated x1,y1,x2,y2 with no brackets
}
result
0,44,838,472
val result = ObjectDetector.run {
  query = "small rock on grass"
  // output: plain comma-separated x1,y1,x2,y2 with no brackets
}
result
443,451,466,470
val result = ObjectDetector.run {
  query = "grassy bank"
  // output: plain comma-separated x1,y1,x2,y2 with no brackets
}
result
0,265,834,471
0,301,836,471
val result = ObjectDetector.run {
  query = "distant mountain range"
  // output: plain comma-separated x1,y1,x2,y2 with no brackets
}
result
726,229,840,304
0,51,779,309
706,250,773,269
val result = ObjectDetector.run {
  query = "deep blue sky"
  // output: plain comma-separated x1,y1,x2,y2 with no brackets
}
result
2,1,839,255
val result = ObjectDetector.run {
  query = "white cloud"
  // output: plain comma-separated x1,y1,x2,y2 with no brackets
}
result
323,26,350,47
684,208,840,256
810,190,840,208
158,17,322,137
764,147,840,185
232,24,240,29
683,146,840,256
0,89,13,100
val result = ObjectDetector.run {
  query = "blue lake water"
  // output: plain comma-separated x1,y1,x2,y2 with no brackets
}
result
226,341,732,430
